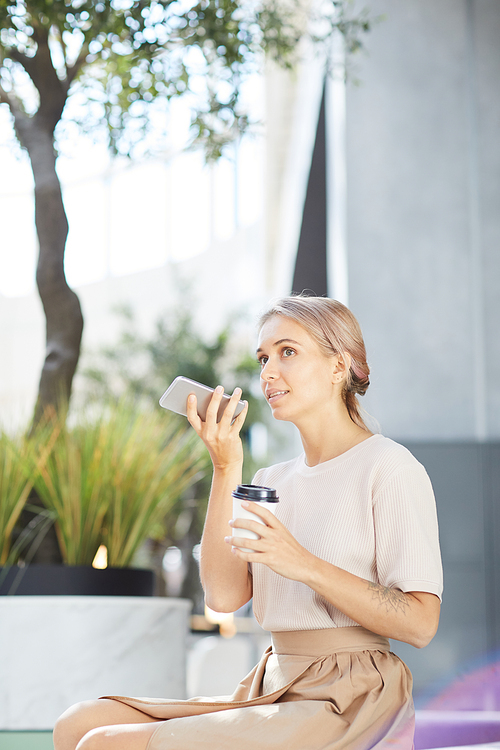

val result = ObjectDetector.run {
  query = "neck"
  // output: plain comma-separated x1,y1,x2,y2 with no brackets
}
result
296,405,372,467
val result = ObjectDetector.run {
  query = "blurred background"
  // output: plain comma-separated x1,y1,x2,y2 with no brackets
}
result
1,0,500,729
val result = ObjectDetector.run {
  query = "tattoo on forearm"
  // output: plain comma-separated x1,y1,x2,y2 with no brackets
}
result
368,582,410,615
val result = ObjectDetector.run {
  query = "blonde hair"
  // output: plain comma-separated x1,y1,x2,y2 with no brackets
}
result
259,296,370,429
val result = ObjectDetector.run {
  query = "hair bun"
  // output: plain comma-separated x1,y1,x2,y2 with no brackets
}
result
348,374,370,397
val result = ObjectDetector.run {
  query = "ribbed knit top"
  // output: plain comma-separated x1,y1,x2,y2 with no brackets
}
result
250,434,443,632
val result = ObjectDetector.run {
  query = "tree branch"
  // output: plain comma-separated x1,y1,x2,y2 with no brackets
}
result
8,47,39,84
0,80,32,150
67,46,89,85
53,23,68,76
8,29,68,126
0,80,11,106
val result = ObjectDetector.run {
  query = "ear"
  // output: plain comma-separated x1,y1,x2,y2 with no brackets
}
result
332,353,352,383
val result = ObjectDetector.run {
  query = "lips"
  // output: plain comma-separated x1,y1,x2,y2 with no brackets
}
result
266,390,289,403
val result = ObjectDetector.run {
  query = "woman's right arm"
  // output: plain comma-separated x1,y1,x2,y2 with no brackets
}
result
186,386,252,613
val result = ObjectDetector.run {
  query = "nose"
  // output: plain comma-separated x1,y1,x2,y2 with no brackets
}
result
260,359,278,382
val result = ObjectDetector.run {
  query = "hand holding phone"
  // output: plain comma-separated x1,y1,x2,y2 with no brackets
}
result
159,376,246,423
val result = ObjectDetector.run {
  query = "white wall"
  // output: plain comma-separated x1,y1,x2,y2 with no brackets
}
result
344,0,500,441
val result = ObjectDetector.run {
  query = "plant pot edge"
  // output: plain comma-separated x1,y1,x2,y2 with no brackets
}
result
0,564,156,596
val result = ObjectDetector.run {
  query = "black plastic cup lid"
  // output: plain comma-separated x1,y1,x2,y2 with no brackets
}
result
231,484,279,502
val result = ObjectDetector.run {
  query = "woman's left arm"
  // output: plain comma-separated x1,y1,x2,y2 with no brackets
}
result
301,560,440,649
227,503,440,649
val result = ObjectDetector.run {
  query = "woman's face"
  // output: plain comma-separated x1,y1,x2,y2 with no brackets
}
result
256,315,342,424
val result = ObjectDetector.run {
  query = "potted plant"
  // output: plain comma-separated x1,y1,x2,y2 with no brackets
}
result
0,400,208,595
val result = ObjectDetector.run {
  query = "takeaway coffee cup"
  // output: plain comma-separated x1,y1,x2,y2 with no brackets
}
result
231,484,279,553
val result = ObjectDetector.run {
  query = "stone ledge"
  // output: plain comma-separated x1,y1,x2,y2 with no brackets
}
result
0,596,191,730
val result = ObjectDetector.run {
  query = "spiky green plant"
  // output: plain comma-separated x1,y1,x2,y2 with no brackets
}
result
0,426,58,565
0,432,34,565
33,402,208,567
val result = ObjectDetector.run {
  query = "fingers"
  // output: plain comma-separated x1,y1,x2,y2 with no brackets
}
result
236,501,277,524
229,512,274,532
186,394,202,431
227,511,277,555
186,386,246,428
187,385,247,470
219,387,247,428
225,529,267,555
229,538,265,558
229,520,266,537
203,386,247,427
204,385,225,422
232,401,249,428
216,388,248,432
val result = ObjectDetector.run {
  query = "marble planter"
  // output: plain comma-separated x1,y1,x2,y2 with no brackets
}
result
0,596,192,730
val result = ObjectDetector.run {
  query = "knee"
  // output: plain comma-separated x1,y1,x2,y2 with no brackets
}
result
75,727,109,750
53,700,102,750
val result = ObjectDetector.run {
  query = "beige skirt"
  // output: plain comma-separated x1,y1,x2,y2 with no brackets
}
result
104,626,415,750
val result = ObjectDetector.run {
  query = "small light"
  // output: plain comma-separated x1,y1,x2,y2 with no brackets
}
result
92,545,108,569
204,605,237,639
163,546,183,572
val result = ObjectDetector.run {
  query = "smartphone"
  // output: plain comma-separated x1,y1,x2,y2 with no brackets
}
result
159,376,246,423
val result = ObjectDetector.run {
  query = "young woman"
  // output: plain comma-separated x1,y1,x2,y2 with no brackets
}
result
54,295,443,750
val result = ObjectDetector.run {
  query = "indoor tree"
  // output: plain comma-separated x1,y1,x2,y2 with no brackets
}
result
0,0,370,425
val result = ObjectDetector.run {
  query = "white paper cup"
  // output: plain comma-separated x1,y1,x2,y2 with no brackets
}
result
231,485,279,554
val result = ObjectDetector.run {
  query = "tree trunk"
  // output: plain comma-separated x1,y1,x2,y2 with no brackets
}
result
11,116,83,561
14,115,84,426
